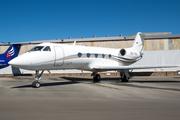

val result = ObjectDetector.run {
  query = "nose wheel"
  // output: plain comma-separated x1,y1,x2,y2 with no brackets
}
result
32,81,40,88
32,70,44,88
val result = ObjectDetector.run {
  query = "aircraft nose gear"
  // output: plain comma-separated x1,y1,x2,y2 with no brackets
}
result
32,70,44,88
32,81,41,88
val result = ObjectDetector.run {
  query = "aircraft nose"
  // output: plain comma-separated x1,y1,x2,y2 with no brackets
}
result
8,57,22,66
8,55,29,68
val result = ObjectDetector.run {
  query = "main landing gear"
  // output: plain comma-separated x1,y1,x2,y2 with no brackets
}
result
91,70,130,83
32,70,44,88
121,70,130,82
91,72,101,83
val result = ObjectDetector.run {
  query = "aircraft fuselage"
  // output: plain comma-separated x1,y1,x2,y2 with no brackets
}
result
9,43,140,71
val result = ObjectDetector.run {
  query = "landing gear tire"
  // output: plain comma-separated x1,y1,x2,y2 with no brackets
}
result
93,74,101,83
32,70,44,88
32,81,40,88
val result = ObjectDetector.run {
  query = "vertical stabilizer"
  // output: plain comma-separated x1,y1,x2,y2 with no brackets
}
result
4,44,21,59
132,32,145,53
0,44,21,69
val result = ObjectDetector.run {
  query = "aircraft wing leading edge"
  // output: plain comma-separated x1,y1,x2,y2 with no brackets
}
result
93,65,180,71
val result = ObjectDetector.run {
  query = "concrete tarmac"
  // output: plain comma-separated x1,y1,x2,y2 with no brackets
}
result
0,75,180,120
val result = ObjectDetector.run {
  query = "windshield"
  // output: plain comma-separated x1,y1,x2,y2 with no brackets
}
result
29,46,44,52
43,46,51,51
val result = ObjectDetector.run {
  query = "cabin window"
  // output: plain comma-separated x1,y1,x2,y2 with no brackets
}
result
29,46,44,52
87,53,91,58
43,46,51,51
78,52,82,57
102,54,105,58
95,54,98,58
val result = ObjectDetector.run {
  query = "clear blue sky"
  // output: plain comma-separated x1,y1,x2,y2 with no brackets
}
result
0,0,180,43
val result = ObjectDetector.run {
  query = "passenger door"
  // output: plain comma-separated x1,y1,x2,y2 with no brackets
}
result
54,46,64,66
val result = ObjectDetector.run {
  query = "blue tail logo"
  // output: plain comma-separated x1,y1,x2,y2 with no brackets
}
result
6,47,15,59
0,44,21,69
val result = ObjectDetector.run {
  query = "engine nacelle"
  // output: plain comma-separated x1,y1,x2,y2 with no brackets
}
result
119,48,141,59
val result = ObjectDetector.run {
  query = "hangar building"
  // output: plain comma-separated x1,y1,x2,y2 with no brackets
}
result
0,32,179,76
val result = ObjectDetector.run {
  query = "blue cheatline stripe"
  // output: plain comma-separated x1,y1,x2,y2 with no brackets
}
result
65,53,138,64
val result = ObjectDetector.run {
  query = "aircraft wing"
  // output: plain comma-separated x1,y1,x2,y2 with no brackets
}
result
93,65,180,71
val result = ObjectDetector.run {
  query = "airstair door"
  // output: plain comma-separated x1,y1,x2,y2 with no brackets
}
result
54,46,64,66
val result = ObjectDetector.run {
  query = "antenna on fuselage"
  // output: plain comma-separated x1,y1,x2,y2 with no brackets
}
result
73,41,76,46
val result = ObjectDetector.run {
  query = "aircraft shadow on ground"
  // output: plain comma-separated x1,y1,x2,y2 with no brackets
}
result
61,77,180,92
62,77,180,92
60,76,121,82
11,77,121,89
115,83,180,92
11,81,78,88
11,76,180,90
61,76,180,83
130,80,180,83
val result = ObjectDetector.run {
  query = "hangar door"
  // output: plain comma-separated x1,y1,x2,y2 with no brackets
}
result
54,46,64,66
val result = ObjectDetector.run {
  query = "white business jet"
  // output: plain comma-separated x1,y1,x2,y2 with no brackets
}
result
8,32,175,88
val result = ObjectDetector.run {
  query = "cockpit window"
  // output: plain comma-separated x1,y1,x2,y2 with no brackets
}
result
29,46,44,52
43,46,51,51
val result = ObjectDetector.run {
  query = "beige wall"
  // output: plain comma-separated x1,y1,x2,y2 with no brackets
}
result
0,38,179,55
144,39,166,51
18,45,35,55
173,38,180,50
75,40,133,49
0,46,9,54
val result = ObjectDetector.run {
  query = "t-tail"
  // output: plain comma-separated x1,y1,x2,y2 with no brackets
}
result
119,32,145,61
0,44,21,69
131,32,145,53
